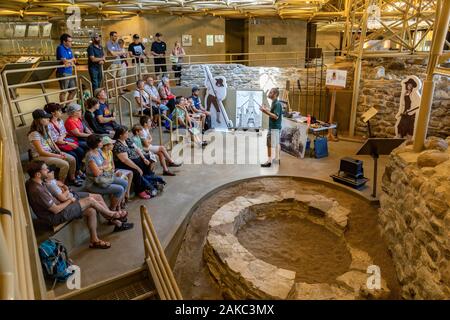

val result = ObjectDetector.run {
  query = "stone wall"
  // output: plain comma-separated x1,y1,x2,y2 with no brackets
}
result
379,137,450,299
355,57,450,138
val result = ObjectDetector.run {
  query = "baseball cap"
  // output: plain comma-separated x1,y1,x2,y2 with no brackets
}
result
192,86,199,93
67,103,82,114
102,136,116,145
155,32,162,37
133,34,140,39
91,32,101,39
32,109,52,120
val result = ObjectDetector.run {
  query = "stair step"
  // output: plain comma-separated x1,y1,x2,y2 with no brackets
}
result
94,279,156,300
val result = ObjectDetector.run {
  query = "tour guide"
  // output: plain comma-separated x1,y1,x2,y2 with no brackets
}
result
260,88,282,168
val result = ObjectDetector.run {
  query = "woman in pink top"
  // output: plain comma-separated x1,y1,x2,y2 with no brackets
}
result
171,41,185,84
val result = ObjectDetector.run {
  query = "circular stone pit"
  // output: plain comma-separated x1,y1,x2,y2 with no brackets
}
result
203,191,391,300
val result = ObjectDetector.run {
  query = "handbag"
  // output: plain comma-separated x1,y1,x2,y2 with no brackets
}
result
94,171,114,188
169,54,178,64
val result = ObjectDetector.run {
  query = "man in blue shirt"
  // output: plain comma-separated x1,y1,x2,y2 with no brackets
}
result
56,33,77,107
87,33,105,91
189,86,211,130
260,88,283,167
93,88,119,131
151,33,167,78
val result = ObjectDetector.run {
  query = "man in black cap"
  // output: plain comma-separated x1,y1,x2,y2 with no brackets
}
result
189,86,211,131
87,33,105,91
128,34,149,75
151,32,167,78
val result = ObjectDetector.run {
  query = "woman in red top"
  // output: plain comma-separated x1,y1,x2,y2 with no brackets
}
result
65,103,92,152
157,76,176,113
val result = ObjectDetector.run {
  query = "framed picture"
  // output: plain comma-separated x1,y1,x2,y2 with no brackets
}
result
325,69,347,88
214,35,224,43
14,25,27,38
42,23,52,37
206,35,214,47
27,25,40,37
182,34,192,47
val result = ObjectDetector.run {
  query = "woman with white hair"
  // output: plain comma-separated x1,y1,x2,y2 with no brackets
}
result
157,76,176,113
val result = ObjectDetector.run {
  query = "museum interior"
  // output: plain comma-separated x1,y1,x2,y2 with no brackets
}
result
0,0,449,301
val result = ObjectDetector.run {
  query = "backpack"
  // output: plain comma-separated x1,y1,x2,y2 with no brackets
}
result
38,239,74,282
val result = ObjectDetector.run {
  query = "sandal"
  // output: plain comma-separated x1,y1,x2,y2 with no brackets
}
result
89,240,111,249
113,222,134,232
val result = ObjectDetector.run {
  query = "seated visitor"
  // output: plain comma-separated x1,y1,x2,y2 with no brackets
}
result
44,167,76,202
112,125,160,199
65,103,93,151
101,136,133,208
45,102,86,181
94,88,120,131
84,134,129,212
133,80,152,117
28,109,80,186
186,95,207,132
143,76,169,122
84,97,111,135
189,86,211,131
172,97,208,148
157,76,176,113
26,160,133,249
132,123,180,176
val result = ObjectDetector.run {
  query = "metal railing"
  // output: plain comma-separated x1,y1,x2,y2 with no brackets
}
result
140,205,182,300
0,76,46,300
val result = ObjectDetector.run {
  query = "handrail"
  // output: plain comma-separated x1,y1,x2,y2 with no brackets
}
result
0,75,46,300
140,205,182,300
118,95,133,128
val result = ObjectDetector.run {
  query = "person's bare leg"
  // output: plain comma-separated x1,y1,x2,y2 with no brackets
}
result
178,117,186,127
125,172,133,199
59,92,67,104
79,196,120,224
157,151,169,171
109,196,120,211
267,146,272,162
83,208,99,243
89,193,110,212
67,89,77,104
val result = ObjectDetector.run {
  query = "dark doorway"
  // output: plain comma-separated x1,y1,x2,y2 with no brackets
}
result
225,19,248,65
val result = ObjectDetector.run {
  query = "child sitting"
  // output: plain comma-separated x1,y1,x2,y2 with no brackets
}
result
45,168,76,202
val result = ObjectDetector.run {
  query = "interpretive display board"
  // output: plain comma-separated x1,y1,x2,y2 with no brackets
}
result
325,69,347,88
280,118,309,159
235,90,263,129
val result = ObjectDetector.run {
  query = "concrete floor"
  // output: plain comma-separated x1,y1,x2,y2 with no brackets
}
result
52,135,388,296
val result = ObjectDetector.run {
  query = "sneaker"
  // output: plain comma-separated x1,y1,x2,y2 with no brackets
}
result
163,170,176,176
138,191,151,199
68,180,83,187
150,189,158,197
113,222,134,232
260,162,272,168
168,161,182,167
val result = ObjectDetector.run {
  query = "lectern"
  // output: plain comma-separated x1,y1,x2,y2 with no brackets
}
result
357,138,405,198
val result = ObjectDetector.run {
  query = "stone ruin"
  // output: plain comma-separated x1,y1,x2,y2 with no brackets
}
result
204,191,390,300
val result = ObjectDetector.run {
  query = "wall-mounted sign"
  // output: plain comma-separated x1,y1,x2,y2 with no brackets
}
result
206,35,214,47
325,69,347,88
214,35,224,43
42,23,52,37
182,34,192,47
14,25,27,38
27,25,40,37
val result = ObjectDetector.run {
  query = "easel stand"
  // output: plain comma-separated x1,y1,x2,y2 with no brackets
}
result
357,138,405,198
326,85,340,141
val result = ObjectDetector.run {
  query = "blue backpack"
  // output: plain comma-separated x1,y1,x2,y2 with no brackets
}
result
38,239,74,282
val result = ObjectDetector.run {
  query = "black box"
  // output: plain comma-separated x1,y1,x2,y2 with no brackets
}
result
339,157,364,179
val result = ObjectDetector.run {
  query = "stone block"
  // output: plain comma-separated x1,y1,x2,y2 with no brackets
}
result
417,150,449,168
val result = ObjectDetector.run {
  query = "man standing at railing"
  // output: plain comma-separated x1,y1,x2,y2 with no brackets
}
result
56,33,77,109
151,33,167,79
106,31,125,95
87,33,105,92
128,34,149,76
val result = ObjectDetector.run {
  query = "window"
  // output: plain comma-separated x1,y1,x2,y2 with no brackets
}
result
272,37,287,45
257,36,265,45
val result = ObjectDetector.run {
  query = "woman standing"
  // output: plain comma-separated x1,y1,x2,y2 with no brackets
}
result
28,109,80,186
395,77,421,138
171,41,185,84
45,103,86,180
84,134,130,213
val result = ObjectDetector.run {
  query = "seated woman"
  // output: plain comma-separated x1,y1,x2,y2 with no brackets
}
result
157,76,176,113
101,136,133,208
28,109,80,186
137,117,182,175
112,125,158,199
133,80,153,117
65,103,93,151
45,102,86,181
84,134,129,212
84,97,111,135
172,97,207,147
